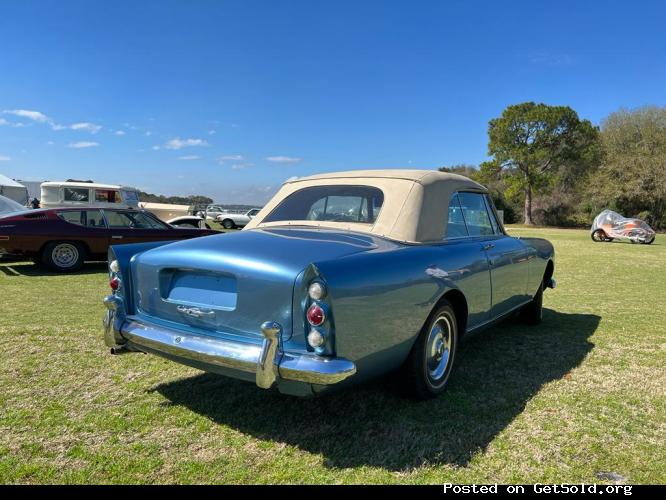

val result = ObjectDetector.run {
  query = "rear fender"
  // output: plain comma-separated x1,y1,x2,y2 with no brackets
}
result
108,240,177,314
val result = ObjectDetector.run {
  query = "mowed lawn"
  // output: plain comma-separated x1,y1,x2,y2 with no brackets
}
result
0,227,664,484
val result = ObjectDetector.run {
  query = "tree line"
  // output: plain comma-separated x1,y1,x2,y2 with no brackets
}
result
442,103,666,230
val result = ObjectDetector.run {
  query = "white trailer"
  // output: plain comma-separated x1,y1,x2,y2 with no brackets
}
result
40,181,140,209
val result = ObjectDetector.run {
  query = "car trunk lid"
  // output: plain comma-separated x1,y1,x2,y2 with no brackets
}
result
130,227,380,341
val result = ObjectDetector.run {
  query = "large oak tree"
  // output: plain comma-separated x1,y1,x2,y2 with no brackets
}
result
481,102,598,224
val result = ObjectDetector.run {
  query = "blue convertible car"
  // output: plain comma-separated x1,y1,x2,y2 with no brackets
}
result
103,170,555,399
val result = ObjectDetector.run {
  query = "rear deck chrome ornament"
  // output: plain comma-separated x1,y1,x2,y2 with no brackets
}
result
176,305,215,318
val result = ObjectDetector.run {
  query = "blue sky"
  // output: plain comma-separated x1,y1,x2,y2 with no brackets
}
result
1,0,665,204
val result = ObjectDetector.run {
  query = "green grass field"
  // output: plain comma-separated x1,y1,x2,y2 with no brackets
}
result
0,227,664,484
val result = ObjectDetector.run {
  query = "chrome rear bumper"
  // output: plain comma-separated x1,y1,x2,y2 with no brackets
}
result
103,295,356,390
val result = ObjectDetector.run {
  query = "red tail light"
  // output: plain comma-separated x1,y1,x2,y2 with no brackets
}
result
306,304,325,326
110,276,120,291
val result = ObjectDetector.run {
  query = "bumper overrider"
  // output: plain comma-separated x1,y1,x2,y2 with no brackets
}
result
103,295,356,391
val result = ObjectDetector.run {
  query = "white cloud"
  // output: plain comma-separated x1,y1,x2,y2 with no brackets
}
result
152,145,161,151
165,137,209,150
0,118,8,126
114,130,126,136
67,141,99,149
218,154,243,162
178,155,201,160
266,155,302,164
46,141,55,145
70,122,102,134
3,109,50,123
144,131,152,137
231,163,255,170
0,155,10,161
208,129,217,135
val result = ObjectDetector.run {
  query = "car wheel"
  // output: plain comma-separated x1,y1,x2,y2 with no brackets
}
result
221,219,235,229
404,301,458,400
41,241,85,272
521,282,543,325
646,237,655,245
591,229,607,242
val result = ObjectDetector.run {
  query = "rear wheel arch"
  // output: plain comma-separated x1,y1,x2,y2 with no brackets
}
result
38,239,91,260
436,288,468,337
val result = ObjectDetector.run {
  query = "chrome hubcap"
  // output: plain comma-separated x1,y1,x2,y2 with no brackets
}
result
426,315,453,384
52,243,79,268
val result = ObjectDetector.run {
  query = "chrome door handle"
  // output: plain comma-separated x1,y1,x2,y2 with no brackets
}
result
482,243,495,251
111,235,124,239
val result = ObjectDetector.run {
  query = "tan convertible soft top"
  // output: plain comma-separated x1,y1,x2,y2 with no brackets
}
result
244,169,487,243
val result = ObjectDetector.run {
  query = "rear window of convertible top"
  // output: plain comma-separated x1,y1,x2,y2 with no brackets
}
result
263,185,384,224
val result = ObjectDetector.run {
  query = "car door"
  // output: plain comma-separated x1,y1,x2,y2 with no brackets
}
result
102,210,174,245
54,209,109,258
443,193,492,329
457,192,531,318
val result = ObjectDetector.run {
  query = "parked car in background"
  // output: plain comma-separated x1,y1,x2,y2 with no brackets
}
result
166,215,210,229
41,181,140,210
103,170,555,399
216,208,262,229
591,209,656,244
203,204,227,220
0,207,218,272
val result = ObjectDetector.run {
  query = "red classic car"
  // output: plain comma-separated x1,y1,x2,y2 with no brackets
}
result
0,207,219,272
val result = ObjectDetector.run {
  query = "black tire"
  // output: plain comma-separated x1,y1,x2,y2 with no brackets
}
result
646,237,655,245
221,219,235,229
404,301,459,400
41,241,86,272
521,282,543,325
591,229,607,242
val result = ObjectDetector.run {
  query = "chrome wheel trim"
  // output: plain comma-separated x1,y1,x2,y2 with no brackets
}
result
52,243,79,268
425,314,454,387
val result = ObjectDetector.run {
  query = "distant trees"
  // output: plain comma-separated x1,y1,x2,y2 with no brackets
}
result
481,102,599,224
138,190,213,206
589,106,666,228
438,103,666,229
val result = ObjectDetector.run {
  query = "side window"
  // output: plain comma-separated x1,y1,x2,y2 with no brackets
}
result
483,195,502,234
120,190,139,203
95,189,120,203
105,211,167,229
445,193,469,238
131,212,167,229
457,192,495,237
57,210,106,228
104,211,134,228
63,187,90,202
